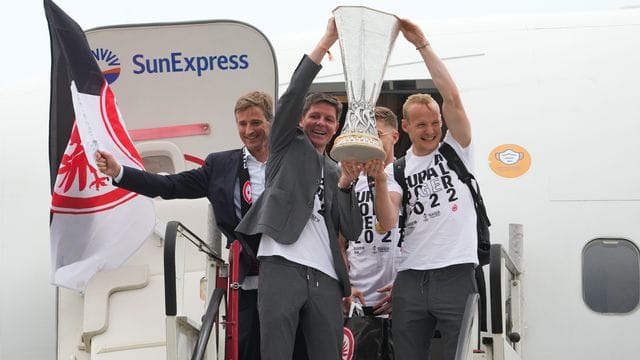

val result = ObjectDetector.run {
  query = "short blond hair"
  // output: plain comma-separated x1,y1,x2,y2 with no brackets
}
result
402,93,441,121
235,91,274,122
375,106,398,129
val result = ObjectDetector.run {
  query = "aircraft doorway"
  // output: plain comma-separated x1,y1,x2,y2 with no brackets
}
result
308,79,443,160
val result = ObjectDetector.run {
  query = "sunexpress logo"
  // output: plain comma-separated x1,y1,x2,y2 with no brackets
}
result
132,51,249,76
92,48,121,84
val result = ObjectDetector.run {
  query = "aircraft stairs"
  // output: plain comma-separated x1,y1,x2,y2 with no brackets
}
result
58,200,525,360
162,223,527,360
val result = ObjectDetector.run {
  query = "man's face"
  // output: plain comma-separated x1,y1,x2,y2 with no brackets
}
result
299,102,339,153
402,103,442,156
236,106,270,155
375,119,398,165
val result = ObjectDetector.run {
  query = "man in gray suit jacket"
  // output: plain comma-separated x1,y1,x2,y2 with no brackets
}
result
236,18,362,360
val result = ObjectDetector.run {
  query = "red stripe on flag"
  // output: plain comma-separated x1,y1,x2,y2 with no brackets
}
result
52,193,141,215
99,82,145,169
51,186,135,210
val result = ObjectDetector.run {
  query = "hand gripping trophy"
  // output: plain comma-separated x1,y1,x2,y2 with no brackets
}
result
330,6,400,162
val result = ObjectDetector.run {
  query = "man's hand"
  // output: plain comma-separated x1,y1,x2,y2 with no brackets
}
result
343,286,366,314
373,283,393,315
322,17,338,48
399,18,428,49
95,150,122,178
364,158,385,182
310,17,338,64
338,160,362,189
351,286,366,306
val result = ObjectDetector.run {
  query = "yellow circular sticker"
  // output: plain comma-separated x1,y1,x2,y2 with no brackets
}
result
488,144,531,178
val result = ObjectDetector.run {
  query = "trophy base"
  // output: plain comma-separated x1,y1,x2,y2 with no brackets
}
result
330,133,386,162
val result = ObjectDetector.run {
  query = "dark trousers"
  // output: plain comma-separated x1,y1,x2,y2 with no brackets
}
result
239,285,309,360
392,264,477,360
258,256,343,360
239,289,260,360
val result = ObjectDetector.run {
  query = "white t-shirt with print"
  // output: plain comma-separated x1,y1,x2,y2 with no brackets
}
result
258,174,338,280
348,174,402,305
385,133,478,271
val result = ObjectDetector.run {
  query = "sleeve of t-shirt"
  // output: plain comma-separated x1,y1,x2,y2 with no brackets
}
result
384,162,402,194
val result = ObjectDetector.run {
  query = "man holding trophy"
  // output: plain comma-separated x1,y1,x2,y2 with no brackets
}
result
341,106,401,360
371,18,479,360
235,6,475,359
235,17,363,360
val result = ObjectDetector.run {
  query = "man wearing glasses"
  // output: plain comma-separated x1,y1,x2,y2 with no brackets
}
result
342,106,402,359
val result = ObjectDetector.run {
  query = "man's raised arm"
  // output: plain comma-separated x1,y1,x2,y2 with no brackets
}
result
400,19,471,147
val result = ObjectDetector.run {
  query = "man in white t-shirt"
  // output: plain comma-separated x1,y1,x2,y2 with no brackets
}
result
235,18,362,360
341,106,401,359
371,19,478,360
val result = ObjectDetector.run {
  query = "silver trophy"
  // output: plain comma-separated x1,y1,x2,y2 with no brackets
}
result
330,6,400,162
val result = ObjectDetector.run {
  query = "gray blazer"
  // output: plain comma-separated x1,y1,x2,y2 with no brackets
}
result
236,55,362,296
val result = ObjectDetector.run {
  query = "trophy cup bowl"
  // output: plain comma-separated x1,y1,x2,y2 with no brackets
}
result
330,6,400,162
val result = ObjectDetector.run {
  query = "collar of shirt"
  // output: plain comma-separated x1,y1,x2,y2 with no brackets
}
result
243,147,262,165
406,145,439,161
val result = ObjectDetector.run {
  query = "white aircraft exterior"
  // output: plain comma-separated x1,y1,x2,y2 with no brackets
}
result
1,7,639,360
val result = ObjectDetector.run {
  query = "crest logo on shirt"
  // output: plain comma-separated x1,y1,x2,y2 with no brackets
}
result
242,180,252,204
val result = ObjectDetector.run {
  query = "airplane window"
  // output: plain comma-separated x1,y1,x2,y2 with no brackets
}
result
142,155,176,175
582,238,640,314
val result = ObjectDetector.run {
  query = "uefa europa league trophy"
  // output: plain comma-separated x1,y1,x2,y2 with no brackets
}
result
330,6,400,162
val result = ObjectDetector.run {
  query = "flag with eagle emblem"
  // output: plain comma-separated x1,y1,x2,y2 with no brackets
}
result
45,0,155,291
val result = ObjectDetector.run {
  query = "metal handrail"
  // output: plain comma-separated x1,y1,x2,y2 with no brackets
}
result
454,293,480,360
191,288,225,360
489,243,521,334
163,220,224,316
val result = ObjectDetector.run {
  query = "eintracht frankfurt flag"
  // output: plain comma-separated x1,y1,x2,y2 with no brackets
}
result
45,0,155,291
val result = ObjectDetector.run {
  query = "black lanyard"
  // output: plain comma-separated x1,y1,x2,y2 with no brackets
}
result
237,148,252,216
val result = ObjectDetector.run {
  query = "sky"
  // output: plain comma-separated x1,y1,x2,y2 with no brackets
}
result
0,0,636,90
